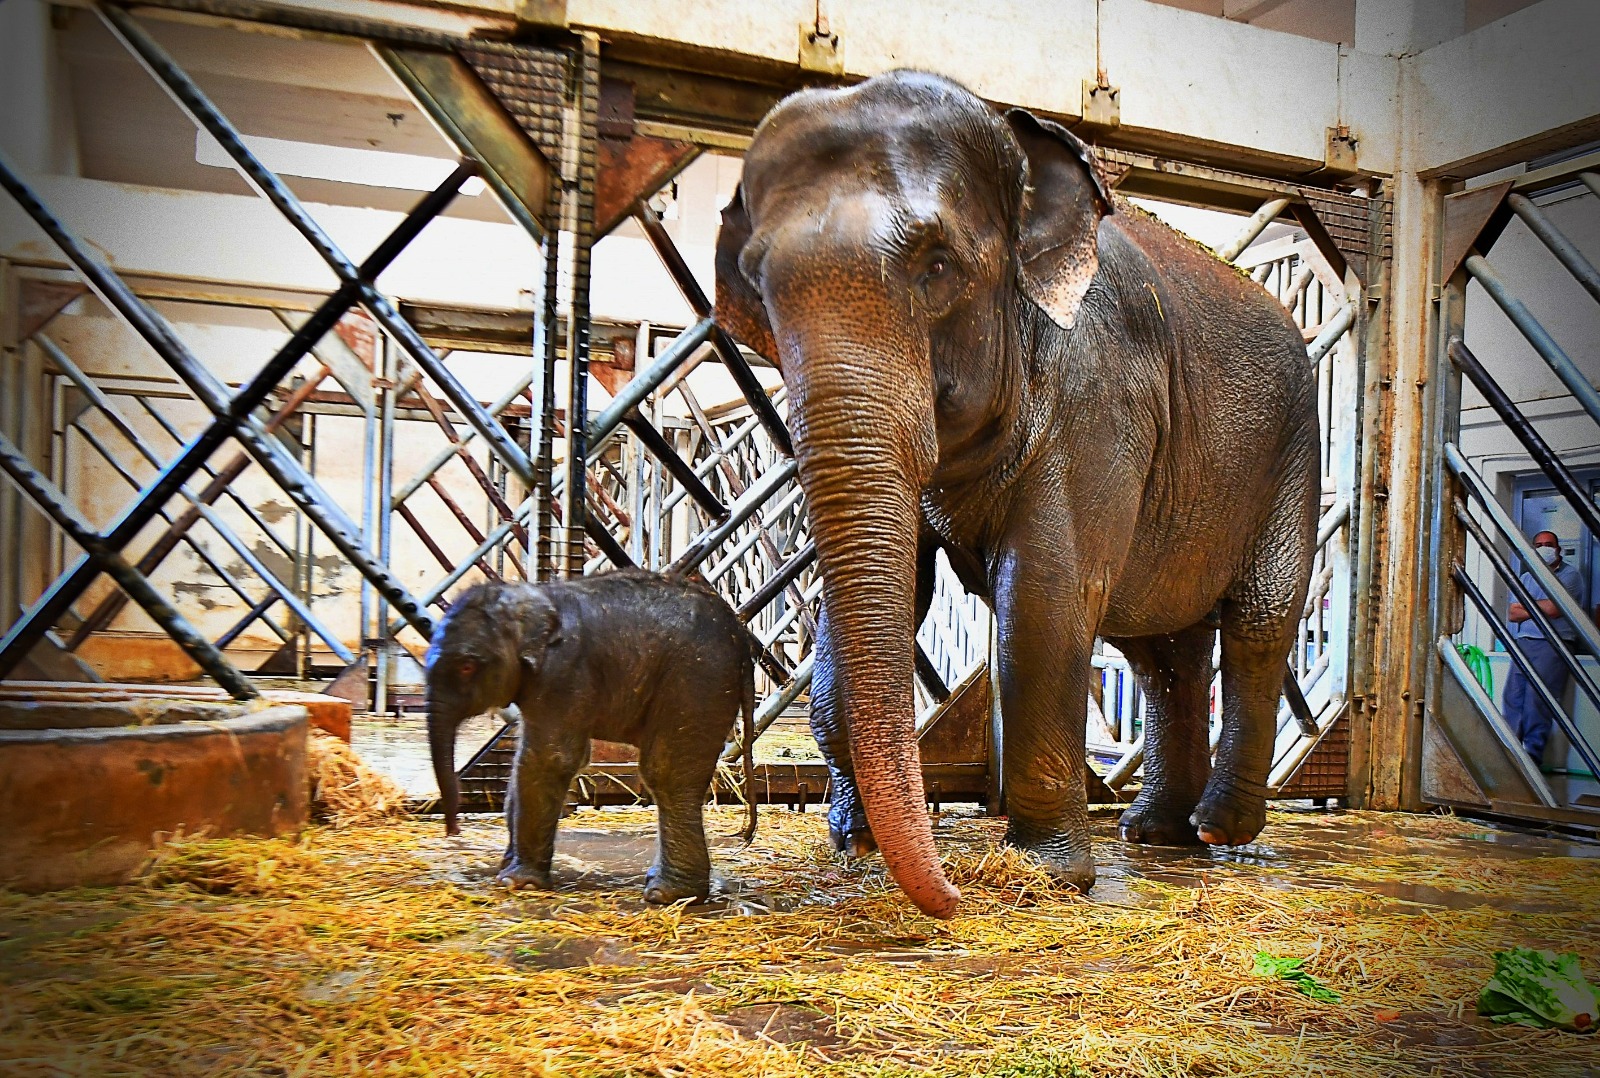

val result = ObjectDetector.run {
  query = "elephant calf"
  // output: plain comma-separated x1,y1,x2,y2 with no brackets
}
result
424,569,757,904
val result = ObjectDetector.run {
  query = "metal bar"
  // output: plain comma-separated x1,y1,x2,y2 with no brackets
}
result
1464,253,1600,429
1437,639,1559,807
1215,197,1291,263
1306,303,1355,365
404,375,527,548
68,420,284,642
1583,172,1600,200
99,5,534,487
215,592,279,651
423,474,506,577
561,32,602,576
659,408,768,516
584,317,713,459
0,149,460,673
720,653,816,762
1446,443,1600,661
45,340,325,650
1507,192,1600,307
632,203,793,456
1450,339,1600,542
735,540,816,620
131,393,293,561
668,461,798,575
1453,500,1600,740
0,430,257,698
392,371,533,506
1455,565,1600,780
66,370,328,652
397,502,485,580
621,413,727,518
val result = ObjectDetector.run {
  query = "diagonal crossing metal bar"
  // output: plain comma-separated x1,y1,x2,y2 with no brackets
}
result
42,335,353,660
68,420,285,643
99,4,533,488
1454,564,1600,780
1446,442,1600,661
0,151,463,676
1508,192,1600,306
130,393,295,561
67,365,327,652
1451,338,1600,540
632,204,793,456
1464,253,1600,429
0,429,257,699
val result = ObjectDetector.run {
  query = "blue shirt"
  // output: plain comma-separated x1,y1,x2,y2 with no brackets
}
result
1513,561,1585,641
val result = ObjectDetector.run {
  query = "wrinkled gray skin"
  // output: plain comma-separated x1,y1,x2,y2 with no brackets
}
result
425,570,756,904
714,71,1318,918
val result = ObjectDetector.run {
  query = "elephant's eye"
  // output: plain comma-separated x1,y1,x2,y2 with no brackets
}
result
457,658,479,678
926,256,950,279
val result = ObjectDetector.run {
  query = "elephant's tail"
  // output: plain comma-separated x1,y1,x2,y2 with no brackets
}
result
739,647,758,845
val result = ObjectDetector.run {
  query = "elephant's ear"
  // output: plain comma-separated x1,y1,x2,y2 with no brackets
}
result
714,184,780,368
516,593,562,673
1005,108,1114,332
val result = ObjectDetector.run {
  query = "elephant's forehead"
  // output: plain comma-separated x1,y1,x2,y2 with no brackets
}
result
748,104,979,200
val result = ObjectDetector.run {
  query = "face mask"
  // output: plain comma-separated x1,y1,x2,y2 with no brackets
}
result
1537,545,1560,566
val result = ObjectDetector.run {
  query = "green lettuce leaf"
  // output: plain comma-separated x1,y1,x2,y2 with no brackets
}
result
1478,948,1599,1032
1254,952,1342,1003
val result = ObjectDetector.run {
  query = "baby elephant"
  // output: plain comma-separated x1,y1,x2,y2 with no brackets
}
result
424,569,757,904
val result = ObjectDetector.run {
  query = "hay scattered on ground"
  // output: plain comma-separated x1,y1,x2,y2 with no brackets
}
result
306,729,408,827
2,807,1598,1077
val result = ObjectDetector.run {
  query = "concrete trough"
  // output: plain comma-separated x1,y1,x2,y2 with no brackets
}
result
0,694,310,892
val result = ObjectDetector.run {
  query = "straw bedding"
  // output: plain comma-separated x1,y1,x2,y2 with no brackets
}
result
2,803,1598,1076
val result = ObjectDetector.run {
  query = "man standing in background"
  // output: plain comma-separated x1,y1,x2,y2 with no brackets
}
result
1503,530,1585,763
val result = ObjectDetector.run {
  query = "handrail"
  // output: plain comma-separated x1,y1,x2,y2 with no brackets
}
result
1454,565,1600,779
1464,253,1600,430
1445,442,1600,661
1438,640,1559,807
1453,501,1600,741
1508,192,1600,307
1449,338,1600,542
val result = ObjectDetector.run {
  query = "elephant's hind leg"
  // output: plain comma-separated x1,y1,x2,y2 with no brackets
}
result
1109,623,1215,846
1192,482,1314,847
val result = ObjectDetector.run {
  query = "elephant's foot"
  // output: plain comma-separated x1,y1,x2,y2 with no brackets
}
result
1118,794,1203,847
496,860,553,891
1190,779,1267,847
825,795,876,858
643,865,709,905
827,825,879,859
1003,820,1096,892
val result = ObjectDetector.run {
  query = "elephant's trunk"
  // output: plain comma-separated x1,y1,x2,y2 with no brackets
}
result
786,342,961,919
427,703,462,836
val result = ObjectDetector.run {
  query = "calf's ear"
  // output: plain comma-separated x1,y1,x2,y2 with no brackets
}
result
518,597,561,675
1005,108,1114,332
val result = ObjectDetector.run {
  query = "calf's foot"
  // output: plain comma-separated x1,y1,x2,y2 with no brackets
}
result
643,864,709,905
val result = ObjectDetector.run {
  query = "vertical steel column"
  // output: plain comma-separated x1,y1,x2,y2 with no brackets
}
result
375,336,398,715
559,32,600,577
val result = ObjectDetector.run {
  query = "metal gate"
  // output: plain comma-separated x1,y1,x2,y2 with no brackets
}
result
1425,151,1600,828
0,2,1386,818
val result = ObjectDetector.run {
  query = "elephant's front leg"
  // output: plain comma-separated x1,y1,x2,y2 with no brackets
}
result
810,602,874,856
498,720,588,890
995,551,1099,891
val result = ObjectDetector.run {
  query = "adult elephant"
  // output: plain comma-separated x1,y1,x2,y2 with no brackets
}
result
715,71,1317,918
